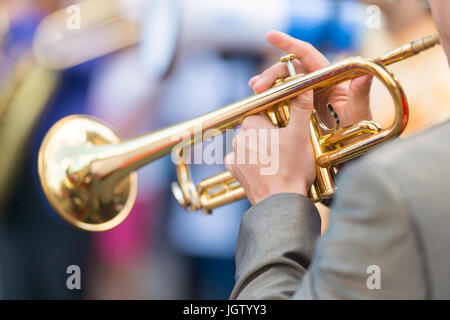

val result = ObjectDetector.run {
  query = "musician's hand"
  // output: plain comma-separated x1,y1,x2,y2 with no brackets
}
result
225,31,373,205
249,30,373,128
225,86,315,204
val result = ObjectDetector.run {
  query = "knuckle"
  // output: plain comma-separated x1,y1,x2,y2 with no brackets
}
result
285,37,295,51
260,70,273,83
224,153,235,169
241,120,249,131
304,42,314,51
241,117,254,131
262,63,282,80
224,153,232,164
242,116,264,132
293,91,313,106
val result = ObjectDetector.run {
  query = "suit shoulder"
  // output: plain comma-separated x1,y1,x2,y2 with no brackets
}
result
334,121,450,213
355,121,450,172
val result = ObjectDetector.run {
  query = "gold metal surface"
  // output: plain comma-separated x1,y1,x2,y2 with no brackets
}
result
38,34,440,231
38,116,137,231
0,12,60,208
33,0,144,69
0,61,59,209
1,0,148,210
280,54,296,63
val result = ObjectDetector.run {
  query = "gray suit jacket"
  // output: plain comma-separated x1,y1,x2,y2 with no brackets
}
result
230,120,450,299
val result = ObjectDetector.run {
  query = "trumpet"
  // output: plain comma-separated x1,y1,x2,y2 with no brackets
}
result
38,34,440,231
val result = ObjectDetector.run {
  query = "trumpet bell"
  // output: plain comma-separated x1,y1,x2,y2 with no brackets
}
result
38,115,137,231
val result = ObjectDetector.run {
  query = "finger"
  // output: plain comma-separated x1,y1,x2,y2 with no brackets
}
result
266,30,329,73
288,91,314,129
318,83,349,127
242,113,274,131
252,60,301,93
224,152,236,174
248,75,260,88
347,75,373,121
231,131,251,167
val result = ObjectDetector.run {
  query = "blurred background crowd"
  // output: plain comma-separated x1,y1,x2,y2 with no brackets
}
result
0,0,449,299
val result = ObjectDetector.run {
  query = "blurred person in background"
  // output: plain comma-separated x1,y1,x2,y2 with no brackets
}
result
0,0,92,299
0,0,161,300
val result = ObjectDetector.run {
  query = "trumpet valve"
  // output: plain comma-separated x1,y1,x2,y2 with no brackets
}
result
280,53,297,77
265,55,299,129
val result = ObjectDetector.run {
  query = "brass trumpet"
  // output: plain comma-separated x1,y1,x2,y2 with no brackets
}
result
38,34,440,231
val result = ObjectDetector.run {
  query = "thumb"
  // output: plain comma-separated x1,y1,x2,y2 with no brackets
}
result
347,75,373,121
288,90,314,129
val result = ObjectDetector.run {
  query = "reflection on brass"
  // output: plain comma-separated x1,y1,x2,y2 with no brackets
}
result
0,61,59,209
38,34,440,231
33,0,144,69
1,0,146,209
0,10,60,209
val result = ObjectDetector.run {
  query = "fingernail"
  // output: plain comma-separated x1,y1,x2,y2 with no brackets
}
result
248,75,260,88
253,77,265,92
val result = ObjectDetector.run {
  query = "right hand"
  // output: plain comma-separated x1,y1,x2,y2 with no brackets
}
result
225,30,374,205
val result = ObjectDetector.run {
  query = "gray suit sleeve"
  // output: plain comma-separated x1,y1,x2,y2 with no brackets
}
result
231,162,428,300
230,193,321,299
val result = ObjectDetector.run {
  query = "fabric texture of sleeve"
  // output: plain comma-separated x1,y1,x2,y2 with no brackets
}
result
230,192,321,299
231,160,428,299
